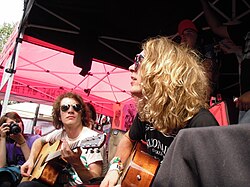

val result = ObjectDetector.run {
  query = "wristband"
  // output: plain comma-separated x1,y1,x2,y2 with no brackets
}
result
108,163,123,175
109,156,124,175
110,156,122,165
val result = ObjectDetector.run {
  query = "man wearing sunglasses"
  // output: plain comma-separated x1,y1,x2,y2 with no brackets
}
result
101,36,219,187
19,92,103,187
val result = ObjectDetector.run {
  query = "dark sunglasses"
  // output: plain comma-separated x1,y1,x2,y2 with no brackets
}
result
134,53,144,71
60,104,82,112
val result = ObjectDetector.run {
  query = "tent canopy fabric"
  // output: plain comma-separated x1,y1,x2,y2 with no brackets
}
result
21,0,250,70
6,102,52,120
17,0,249,100
0,28,133,117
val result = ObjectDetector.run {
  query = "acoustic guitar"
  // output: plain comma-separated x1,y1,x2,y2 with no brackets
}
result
119,142,160,187
21,133,106,186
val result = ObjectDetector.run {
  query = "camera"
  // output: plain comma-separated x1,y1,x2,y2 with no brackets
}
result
8,122,21,135
0,122,22,144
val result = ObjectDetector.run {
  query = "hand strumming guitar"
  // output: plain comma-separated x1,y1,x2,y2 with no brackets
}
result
20,137,43,177
100,170,120,187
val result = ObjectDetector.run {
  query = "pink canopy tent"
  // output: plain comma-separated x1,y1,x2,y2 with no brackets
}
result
0,27,133,117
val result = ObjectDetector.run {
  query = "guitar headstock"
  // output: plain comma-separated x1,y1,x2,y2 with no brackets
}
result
79,133,106,150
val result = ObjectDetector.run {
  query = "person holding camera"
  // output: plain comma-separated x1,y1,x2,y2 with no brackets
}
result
0,112,40,187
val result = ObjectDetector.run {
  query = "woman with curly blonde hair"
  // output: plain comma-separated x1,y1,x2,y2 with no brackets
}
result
100,36,219,187
137,36,210,134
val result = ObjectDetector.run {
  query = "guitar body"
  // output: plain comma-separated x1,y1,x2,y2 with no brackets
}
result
22,140,67,186
121,142,160,187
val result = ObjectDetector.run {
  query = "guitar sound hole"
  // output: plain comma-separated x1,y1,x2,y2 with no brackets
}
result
136,174,141,181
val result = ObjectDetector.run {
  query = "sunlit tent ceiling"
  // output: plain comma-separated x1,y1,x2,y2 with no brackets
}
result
0,29,133,117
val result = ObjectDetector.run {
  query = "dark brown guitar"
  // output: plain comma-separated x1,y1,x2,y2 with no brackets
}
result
120,142,160,187
21,133,106,186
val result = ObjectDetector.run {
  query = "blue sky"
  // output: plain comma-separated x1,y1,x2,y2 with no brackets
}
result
0,0,24,26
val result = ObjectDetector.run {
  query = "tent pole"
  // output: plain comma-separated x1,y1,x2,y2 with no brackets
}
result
0,32,23,116
98,39,134,63
1,74,14,116
32,103,40,134
0,0,33,116
35,2,80,31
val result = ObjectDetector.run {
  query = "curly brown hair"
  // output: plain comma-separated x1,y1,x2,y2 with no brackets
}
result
52,92,90,129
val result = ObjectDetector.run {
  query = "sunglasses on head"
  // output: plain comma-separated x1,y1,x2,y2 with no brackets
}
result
134,53,144,71
60,104,82,112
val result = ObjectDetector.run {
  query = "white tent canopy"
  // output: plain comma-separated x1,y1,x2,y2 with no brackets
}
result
0,27,133,117
6,102,52,120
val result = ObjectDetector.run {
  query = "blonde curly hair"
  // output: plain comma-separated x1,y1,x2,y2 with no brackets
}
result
137,36,209,134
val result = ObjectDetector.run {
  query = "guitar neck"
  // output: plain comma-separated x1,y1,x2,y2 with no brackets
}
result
45,140,80,162
45,134,105,162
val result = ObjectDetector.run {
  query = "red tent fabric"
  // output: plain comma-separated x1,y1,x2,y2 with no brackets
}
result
0,28,133,117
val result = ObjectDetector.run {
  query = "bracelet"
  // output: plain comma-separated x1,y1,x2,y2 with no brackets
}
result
110,156,122,165
108,163,123,175
109,157,124,175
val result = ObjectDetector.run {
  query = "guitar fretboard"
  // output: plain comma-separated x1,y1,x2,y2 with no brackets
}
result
45,134,105,162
